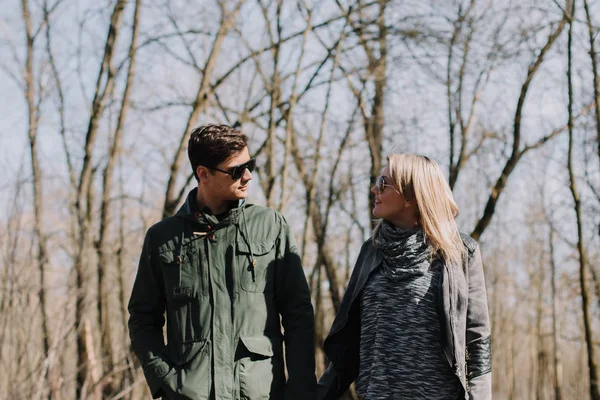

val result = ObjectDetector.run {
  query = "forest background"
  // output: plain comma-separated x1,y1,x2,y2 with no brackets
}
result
2,0,600,399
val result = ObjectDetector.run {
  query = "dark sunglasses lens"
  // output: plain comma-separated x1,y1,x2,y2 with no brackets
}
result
246,158,256,172
231,159,256,180
231,166,243,180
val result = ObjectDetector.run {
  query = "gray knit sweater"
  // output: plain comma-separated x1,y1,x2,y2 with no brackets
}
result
355,223,464,400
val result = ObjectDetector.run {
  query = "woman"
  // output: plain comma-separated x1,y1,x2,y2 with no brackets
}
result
317,154,491,400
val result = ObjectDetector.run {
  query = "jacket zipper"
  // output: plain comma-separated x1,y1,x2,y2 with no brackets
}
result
447,264,459,375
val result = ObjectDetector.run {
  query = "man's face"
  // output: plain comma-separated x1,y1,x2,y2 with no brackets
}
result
199,147,253,202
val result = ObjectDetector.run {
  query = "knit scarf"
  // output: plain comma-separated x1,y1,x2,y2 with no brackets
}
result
374,221,432,281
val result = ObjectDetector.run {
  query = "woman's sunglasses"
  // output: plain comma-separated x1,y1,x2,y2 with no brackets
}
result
210,158,256,180
375,175,399,194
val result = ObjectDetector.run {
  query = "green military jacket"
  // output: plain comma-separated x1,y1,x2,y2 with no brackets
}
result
128,189,316,400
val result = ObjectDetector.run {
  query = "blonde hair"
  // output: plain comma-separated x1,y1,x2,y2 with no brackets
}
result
373,154,465,266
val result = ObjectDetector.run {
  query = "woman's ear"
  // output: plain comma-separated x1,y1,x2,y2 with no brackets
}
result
404,197,419,213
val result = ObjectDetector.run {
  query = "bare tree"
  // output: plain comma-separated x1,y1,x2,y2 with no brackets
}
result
73,0,129,396
18,0,55,396
96,0,142,396
548,221,564,400
583,0,600,171
447,0,477,189
4,0,600,398
335,0,387,225
278,1,312,213
445,0,506,189
567,1,600,398
162,0,245,218
471,4,570,240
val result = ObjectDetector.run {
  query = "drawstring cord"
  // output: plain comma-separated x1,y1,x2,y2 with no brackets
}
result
240,206,256,282
177,230,186,286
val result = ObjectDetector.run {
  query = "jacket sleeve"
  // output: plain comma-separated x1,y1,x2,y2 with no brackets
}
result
275,215,317,400
317,363,339,400
128,229,173,398
465,243,492,400
316,240,370,400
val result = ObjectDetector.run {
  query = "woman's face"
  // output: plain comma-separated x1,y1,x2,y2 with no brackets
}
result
371,166,406,220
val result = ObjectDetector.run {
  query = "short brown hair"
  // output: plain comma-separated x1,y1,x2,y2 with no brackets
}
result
188,124,248,180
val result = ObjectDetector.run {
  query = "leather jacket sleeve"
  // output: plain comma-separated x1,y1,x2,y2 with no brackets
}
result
317,240,373,400
465,244,492,400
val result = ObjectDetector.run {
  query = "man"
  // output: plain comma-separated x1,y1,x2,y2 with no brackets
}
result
128,124,316,400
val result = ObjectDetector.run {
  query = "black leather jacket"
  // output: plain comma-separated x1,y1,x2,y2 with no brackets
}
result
317,234,492,400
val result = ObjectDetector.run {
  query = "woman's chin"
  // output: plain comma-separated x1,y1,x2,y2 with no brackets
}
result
372,206,381,218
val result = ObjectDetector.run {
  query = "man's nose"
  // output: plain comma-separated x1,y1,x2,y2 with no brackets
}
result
242,168,252,181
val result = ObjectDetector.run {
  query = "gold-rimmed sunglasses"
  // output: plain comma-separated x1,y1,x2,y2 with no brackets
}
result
375,175,399,194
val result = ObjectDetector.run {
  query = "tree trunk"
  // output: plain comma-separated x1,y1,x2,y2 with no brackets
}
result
20,1,51,397
290,131,342,312
535,275,545,400
73,1,128,396
366,0,387,227
447,0,476,189
567,2,600,398
471,15,567,240
508,322,516,400
549,227,563,400
264,0,282,207
335,0,386,226
162,1,244,218
279,7,311,213
96,0,141,395
582,0,600,172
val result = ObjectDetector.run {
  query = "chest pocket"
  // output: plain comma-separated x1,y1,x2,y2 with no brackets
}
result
237,240,276,293
159,248,199,301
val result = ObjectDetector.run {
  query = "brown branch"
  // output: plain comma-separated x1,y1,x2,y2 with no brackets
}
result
567,1,600,397
583,0,600,189
73,1,129,395
449,0,477,189
471,14,568,240
20,0,51,387
97,0,142,395
280,2,313,212
162,0,245,218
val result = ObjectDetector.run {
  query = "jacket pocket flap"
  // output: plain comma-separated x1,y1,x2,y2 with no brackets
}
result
159,251,175,263
170,286,194,300
172,339,208,366
240,336,274,357
159,250,192,265
237,240,275,256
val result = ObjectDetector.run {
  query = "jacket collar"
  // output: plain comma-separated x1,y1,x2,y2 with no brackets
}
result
350,242,382,304
176,188,246,227
325,240,383,341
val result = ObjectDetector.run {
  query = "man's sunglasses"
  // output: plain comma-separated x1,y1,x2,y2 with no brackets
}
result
210,158,256,180
375,175,399,194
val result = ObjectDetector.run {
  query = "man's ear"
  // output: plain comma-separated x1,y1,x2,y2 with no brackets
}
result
197,166,210,183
